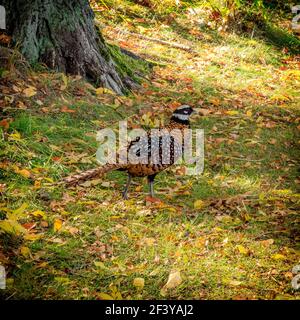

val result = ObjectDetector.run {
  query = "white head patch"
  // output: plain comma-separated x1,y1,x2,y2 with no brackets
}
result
173,113,190,121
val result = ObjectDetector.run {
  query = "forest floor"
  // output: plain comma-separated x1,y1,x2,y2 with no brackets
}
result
0,3,300,299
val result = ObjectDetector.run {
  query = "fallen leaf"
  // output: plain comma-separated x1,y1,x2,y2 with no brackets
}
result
32,210,46,219
94,261,107,269
68,227,79,235
145,196,162,204
23,86,37,98
54,277,71,284
226,110,239,116
97,292,114,300
139,237,156,247
53,219,63,232
24,233,42,241
61,106,75,113
196,108,211,116
95,87,115,95
133,278,145,290
15,168,31,178
194,199,205,210
20,246,31,258
236,245,249,255
163,270,182,290
0,119,10,130
228,280,242,286
272,253,286,260
9,131,21,141
260,239,274,247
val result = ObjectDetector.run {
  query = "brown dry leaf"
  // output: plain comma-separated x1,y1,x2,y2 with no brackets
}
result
0,184,6,193
0,119,10,130
67,227,80,235
145,196,162,205
260,239,274,247
210,98,221,106
268,138,277,145
139,237,156,247
61,106,75,113
196,108,212,116
40,221,49,228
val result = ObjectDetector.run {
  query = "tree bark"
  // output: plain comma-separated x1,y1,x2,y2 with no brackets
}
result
2,0,127,94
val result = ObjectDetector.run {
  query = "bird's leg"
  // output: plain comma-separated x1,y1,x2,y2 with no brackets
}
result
122,174,132,199
148,174,156,198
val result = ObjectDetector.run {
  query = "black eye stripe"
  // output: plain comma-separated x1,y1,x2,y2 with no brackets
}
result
174,108,192,115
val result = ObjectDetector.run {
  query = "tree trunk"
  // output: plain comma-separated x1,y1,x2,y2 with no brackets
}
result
2,0,127,94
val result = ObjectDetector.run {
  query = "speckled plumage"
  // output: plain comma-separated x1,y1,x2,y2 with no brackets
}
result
63,105,194,198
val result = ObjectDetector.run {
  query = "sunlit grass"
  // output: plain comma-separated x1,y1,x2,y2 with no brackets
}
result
1,1,299,300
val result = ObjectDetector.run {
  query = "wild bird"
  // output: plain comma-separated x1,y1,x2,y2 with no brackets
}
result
63,105,195,199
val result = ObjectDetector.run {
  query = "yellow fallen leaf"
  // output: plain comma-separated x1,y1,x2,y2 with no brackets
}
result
246,110,252,117
20,246,31,258
10,203,28,220
23,86,37,98
229,280,242,286
60,74,68,91
226,110,239,116
236,245,249,255
0,220,26,235
94,261,107,269
133,278,145,289
16,168,31,178
24,233,42,241
54,277,71,284
95,87,115,95
53,219,63,232
164,270,182,290
9,131,21,141
32,210,46,219
194,199,204,210
141,237,156,246
97,292,114,300
272,253,286,260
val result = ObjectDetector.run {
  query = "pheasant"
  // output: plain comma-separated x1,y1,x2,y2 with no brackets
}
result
63,105,195,199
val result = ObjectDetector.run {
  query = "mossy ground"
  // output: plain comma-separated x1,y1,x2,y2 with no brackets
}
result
0,1,299,300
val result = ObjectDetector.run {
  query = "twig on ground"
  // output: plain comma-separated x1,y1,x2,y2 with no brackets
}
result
115,28,196,54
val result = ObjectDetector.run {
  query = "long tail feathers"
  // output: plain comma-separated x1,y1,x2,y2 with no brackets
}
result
62,163,125,186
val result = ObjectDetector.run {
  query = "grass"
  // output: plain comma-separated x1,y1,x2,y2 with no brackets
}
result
0,2,300,300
